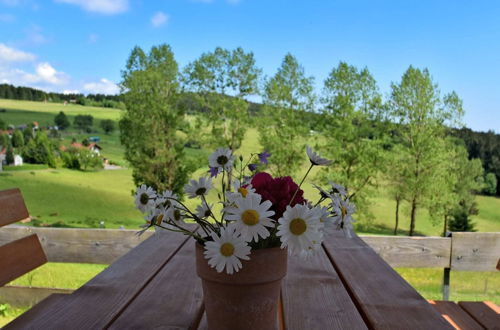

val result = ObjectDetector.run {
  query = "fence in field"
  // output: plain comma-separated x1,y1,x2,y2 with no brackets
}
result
0,226,498,306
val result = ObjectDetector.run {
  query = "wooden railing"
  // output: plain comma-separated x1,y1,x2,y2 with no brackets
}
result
0,226,498,306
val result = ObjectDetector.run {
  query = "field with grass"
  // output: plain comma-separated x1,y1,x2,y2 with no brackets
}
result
0,99,499,325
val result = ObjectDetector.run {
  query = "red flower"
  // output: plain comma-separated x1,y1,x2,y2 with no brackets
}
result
251,172,306,220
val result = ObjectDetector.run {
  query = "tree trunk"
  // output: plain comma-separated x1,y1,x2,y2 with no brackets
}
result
409,197,417,236
393,196,400,235
442,214,448,237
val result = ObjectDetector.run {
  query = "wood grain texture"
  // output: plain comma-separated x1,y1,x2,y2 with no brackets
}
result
3,294,68,330
323,231,454,330
459,301,500,329
109,240,204,330
451,232,500,271
429,300,483,330
0,285,72,307
282,246,367,330
5,231,190,329
360,235,451,268
0,234,47,287
0,188,29,227
0,226,154,264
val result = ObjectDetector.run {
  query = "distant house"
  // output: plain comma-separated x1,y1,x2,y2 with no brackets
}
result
61,142,102,155
0,149,23,168
14,154,23,166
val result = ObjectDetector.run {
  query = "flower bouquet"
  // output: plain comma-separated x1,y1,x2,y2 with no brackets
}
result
133,146,355,330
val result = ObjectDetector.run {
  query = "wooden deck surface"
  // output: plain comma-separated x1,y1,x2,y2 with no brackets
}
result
5,229,467,329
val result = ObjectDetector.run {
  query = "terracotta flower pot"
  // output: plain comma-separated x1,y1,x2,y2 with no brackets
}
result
196,243,287,330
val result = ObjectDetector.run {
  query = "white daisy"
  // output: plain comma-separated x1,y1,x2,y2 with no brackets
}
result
184,177,213,199
330,182,347,197
204,225,251,274
306,146,331,166
209,148,235,171
277,204,323,256
166,206,186,226
224,194,275,242
196,202,213,219
156,190,179,209
313,184,332,199
313,205,335,230
226,180,256,203
134,184,157,213
331,197,356,237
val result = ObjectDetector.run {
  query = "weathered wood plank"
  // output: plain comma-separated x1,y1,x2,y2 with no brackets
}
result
0,226,154,264
0,188,29,227
109,240,204,329
0,234,47,287
429,300,483,330
282,246,367,329
451,232,500,271
3,294,68,330
4,231,190,329
360,235,451,268
0,285,72,307
323,231,454,330
458,301,500,329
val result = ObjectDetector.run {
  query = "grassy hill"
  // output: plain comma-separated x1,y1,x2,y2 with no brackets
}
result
0,99,499,235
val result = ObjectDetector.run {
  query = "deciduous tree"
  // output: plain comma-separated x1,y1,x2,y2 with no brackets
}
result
257,53,315,176
389,66,464,236
120,44,191,194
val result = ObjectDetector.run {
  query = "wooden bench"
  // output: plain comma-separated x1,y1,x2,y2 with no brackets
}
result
429,300,500,330
0,188,48,287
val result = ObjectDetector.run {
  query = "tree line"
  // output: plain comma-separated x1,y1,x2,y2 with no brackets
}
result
0,83,125,109
119,44,498,236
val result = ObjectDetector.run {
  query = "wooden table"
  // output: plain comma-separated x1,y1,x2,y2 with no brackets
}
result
5,230,455,330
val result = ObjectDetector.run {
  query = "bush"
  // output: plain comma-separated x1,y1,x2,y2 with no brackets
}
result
22,132,56,167
483,173,497,196
54,111,70,130
100,119,115,134
74,115,93,132
11,130,24,148
62,147,102,171
449,205,477,232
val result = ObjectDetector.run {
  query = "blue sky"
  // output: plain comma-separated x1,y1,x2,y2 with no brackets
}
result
0,0,499,132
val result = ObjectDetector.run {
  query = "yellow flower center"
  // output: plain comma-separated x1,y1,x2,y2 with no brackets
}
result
140,193,149,205
220,242,235,257
341,206,347,217
238,187,248,197
242,209,259,226
155,214,164,225
290,218,307,235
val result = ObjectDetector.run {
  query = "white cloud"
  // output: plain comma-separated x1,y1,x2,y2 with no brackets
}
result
0,62,69,87
0,43,36,62
55,0,128,15
151,11,168,28
36,62,68,84
83,78,119,95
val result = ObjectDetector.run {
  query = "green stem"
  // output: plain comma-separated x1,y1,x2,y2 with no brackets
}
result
289,163,314,205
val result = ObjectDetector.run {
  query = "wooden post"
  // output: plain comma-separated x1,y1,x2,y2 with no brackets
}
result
442,268,450,301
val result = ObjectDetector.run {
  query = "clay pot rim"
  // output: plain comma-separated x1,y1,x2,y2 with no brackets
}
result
196,241,288,285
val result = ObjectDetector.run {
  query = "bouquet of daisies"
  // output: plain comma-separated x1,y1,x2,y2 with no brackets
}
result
134,146,356,274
